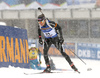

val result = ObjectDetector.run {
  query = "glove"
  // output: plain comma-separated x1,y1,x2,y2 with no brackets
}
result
59,37,64,44
39,38,43,45
39,59,42,64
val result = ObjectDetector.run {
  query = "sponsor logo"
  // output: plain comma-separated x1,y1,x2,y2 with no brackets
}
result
0,36,29,63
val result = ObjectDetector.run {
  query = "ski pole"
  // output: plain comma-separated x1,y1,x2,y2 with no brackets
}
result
69,49,86,65
65,45,86,65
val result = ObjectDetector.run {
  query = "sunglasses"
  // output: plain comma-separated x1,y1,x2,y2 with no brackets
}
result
38,20,44,23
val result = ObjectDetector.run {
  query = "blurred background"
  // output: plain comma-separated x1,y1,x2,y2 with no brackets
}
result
0,0,100,60
0,0,100,45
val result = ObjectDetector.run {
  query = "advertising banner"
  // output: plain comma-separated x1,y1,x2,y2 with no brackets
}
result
77,43,100,60
66,0,96,5
0,25,29,68
39,42,75,57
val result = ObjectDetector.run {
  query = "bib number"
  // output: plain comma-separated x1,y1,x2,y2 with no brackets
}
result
45,32,53,37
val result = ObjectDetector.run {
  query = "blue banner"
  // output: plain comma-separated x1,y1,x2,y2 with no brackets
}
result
0,25,29,68
66,0,96,5
77,43,100,60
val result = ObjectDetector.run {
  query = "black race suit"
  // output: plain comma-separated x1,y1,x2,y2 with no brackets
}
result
38,19,73,67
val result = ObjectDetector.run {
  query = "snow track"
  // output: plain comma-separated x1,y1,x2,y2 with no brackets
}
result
0,56,100,78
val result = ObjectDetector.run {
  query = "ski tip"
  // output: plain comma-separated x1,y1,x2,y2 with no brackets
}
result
75,70,80,74
77,71,80,74
24,73,28,75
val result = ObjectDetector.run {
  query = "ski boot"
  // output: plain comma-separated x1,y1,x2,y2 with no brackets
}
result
70,63,80,73
43,65,51,73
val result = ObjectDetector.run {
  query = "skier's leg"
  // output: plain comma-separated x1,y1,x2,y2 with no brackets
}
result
29,60,35,69
43,39,52,72
60,46,78,71
53,37,78,71
60,46,72,64
35,59,41,70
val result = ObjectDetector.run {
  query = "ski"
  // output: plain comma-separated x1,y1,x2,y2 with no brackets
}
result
34,71,62,74
24,68,80,75
24,71,61,75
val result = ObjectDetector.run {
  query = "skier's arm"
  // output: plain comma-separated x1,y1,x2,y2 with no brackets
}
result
56,24,64,43
38,25,43,45
49,21,64,44
49,21,63,38
55,24,63,38
38,25,42,38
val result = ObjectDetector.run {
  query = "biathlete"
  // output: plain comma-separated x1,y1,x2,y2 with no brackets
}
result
29,44,42,70
38,14,78,72
37,14,79,73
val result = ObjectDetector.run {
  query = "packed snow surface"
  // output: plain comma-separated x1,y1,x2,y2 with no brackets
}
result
0,56,100,78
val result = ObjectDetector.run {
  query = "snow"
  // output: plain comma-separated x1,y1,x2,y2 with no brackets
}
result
26,1,42,9
0,2,10,10
42,3,60,9
60,2,68,9
0,56,100,78
0,22,6,26
0,1,96,10
10,4,26,10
